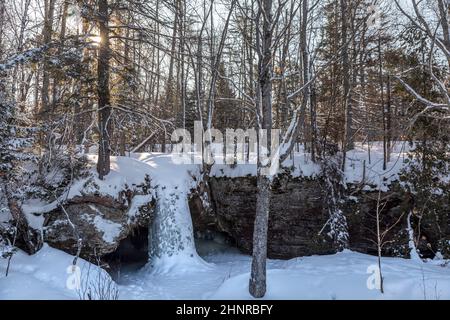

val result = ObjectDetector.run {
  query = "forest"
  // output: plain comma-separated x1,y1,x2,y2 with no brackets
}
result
0,0,449,301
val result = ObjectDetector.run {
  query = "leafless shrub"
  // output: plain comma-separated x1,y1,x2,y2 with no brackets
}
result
77,251,119,300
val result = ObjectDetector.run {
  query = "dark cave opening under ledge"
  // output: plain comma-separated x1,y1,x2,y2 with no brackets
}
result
194,229,239,257
103,225,149,280
103,223,239,281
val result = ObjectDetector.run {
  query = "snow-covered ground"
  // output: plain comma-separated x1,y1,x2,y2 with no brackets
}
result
343,141,412,191
1,244,450,300
0,244,112,300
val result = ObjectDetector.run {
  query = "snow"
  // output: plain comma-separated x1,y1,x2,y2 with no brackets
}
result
343,141,412,191
90,208,121,243
206,141,411,188
0,47,46,72
407,211,422,262
2,245,450,300
0,244,113,300
116,249,450,300
66,155,157,200
80,211,122,244
210,250,450,300
210,145,321,178
22,199,58,218
127,194,154,220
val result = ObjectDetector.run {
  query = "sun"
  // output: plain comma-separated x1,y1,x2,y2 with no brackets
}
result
88,35,102,45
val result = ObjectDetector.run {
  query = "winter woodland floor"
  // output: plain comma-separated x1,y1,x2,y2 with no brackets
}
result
1,243,450,300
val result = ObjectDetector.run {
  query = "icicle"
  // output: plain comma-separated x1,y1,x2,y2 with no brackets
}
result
147,187,210,274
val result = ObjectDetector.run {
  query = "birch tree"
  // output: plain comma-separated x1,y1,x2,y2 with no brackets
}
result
249,0,274,298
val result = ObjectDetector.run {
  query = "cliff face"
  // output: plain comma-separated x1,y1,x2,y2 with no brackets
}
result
38,174,448,264
344,184,412,257
191,176,448,260
206,176,336,258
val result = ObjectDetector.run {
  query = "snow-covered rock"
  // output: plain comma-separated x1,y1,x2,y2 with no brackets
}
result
22,156,157,261
43,194,154,260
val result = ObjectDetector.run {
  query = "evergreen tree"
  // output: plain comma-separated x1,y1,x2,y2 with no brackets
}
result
0,70,40,256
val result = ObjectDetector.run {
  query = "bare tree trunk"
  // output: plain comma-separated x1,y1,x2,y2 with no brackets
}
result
41,0,56,116
119,131,126,156
179,0,186,129
197,30,203,120
275,30,288,129
377,247,384,294
250,0,273,299
162,3,179,152
97,0,111,179
359,23,372,164
310,83,318,161
75,15,92,147
437,0,450,67
376,191,384,294
386,75,392,163
52,0,69,108
0,0,5,60
378,35,387,171
300,0,314,161
154,0,161,105
250,174,271,297
12,0,31,99
205,0,236,132
341,0,353,170
118,10,130,157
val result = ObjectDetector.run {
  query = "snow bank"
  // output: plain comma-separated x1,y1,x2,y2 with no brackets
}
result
209,141,412,191
116,248,450,300
21,155,157,221
2,245,450,300
0,244,113,300
210,145,321,178
210,250,450,300
344,141,412,191
66,155,157,200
